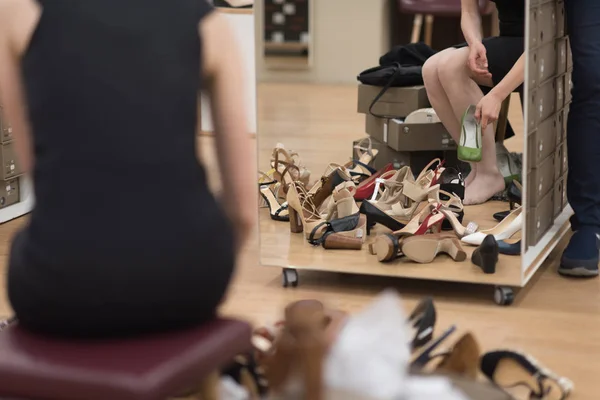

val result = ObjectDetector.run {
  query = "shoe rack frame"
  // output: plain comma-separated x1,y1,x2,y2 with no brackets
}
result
257,0,572,306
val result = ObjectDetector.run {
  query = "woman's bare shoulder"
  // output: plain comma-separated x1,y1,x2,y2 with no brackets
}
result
0,0,41,54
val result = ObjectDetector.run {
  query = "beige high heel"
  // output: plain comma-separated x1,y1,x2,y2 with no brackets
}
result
272,144,311,187
286,182,327,240
323,186,367,243
349,137,379,178
401,234,467,264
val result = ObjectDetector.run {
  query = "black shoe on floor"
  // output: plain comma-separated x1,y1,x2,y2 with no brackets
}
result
558,228,600,278
471,235,499,274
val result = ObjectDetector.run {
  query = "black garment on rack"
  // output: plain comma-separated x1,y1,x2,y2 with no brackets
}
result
7,0,235,338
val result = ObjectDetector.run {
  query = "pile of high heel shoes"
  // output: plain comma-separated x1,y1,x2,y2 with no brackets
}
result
228,298,573,399
259,139,524,264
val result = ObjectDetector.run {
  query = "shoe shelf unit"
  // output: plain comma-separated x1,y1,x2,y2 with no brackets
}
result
257,0,572,306
522,0,572,281
0,108,33,225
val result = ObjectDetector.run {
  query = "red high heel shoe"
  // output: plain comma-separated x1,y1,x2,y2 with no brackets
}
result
354,163,394,201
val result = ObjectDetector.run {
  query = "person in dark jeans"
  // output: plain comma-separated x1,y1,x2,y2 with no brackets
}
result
559,0,600,277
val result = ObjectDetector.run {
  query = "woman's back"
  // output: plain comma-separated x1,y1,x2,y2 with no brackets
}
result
0,0,253,337
24,0,208,241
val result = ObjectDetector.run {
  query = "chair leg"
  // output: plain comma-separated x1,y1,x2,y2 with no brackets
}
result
495,96,512,143
411,14,424,43
197,371,220,400
424,14,434,47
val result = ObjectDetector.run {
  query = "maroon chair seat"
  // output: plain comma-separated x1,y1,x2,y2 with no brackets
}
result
399,0,489,16
0,318,252,400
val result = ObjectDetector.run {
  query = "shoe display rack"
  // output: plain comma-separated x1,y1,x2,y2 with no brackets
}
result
258,1,573,306
522,0,572,278
0,107,34,224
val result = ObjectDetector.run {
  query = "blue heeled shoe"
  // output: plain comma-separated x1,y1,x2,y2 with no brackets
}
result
497,239,521,255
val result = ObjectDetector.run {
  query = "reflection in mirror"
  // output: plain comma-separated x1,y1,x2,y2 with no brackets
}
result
261,0,311,69
255,0,543,301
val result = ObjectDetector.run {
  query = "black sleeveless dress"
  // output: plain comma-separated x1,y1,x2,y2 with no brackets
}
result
7,0,235,338
456,0,525,88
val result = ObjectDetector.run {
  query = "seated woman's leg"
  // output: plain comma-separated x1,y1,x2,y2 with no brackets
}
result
436,47,505,205
423,49,477,186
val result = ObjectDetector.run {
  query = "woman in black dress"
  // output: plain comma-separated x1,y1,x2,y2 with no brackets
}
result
422,0,524,205
0,0,255,337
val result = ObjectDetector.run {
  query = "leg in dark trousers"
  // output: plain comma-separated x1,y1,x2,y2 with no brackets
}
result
559,0,600,277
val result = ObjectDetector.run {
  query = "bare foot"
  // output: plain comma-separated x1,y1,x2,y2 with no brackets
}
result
463,171,505,205
464,164,477,187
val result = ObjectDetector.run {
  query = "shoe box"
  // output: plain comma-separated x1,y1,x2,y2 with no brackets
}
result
364,114,455,152
526,0,570,248
0,178,20,210
357,84,430,118
0,141,22,180
0,107,13,143
352,136,461,175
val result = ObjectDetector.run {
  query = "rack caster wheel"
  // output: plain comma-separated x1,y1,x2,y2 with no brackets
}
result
494,286,514,306
282,268,299,288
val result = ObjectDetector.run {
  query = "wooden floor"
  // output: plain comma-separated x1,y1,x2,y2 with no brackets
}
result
1,84,599,399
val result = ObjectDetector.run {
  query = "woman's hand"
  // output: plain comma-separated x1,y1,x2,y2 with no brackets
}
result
467,42,492,79
475,92,503,131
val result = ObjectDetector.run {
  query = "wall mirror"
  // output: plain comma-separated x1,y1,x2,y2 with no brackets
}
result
252,0,571,304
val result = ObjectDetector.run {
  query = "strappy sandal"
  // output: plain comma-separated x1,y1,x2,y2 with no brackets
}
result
349,138,379,180
429,190,479,238
309,164,353,210
272,161,301,201
259,172,289,222
480,350,574,400
309,187,366,246
368,202,446,262
286,182,327,240
271,144,311,186
407,297,436,350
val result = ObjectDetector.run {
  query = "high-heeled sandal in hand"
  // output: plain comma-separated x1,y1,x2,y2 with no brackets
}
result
480,350,574,400
259,173,289,222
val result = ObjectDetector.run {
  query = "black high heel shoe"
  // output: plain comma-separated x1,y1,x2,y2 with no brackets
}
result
507,180,522,210
472,235,499,274
407,297,436,350
359,201,406,235
492,180,522,221
437,167,465,231
438,167,465,200
481,350,573,400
